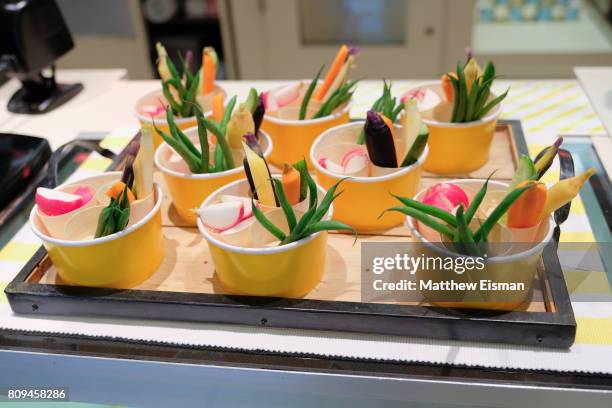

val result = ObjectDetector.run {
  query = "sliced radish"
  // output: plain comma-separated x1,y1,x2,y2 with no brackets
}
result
262,91,278,111
167,151,190,173
273,82,300,107
341,148,368,174
220,217,254,235
401,88,441,112
421,183,469,212
140,104,166,117
318,157,344,174
72,186,93,206
36,187,85,216
220,195,253,219
198,201,244,232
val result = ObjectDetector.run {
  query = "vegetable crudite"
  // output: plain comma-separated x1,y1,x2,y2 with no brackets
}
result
261,45,359,168
134,42,226,148
310,83,429,232
29,135,163,288
387,138,595,310
154,89,272,225
197,156,353,297
402,50,508,174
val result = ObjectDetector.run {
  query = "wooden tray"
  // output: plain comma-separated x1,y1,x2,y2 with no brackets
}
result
5,120,577,348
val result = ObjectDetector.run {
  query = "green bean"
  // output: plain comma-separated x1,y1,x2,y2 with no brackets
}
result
474,183,533,242
272,179,297,232
252,199,286,241
300,64,324,120
390,194,457,226
166,107,199,158
464,172,495,224
383,206,456,239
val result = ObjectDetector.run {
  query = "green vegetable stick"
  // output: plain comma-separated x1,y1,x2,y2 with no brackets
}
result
300,64,325,120
272,179,297,232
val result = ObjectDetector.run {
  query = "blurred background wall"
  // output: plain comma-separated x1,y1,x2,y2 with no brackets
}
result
54,0,612,79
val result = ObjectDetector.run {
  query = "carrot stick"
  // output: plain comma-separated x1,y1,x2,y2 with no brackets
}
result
380,113,396,140
106,181,135,203
202,54,215,95
441,72,456,102
212,93,224,123
380,113,401,164
507,180,547,228
315,45,349,101
282,164,301,205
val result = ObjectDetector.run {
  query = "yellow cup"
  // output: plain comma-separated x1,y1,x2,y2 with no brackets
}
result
261,90,351,168
197,178,331,298
311,122,427,233
406,179,554,310
155,128,272,226
407,82,502,174
134,87,226,149
30,183,164,288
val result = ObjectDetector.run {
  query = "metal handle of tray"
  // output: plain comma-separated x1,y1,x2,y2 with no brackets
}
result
553,148,575,243
45,140,116,188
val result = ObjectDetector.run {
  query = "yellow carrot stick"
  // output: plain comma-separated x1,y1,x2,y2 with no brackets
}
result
315,45,349,101
155,42,171,82
212,93,224,123
541,168,596,219
282,164,301,205
202,53,215,95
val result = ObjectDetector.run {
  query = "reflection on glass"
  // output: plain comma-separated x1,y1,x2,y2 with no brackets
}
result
299,0,405,45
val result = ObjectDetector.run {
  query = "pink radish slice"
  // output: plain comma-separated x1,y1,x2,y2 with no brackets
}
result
262,91,278,111
401,89,425,103
36,187,85,216
421,183,469,212
272,82,300,108
140,104,166,117
220,195,253,219
220,217,254,236
72,186,93,206
318,157,344,174
167,151,190,174
401,88,441,112
198,201,244,232
341,148,368,174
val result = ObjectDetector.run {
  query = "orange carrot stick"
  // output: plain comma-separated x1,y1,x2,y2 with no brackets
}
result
282,164,301,205
507,180,547,228
380,113,396,140
441,72,456,102
212,93,224,123
106,181,135,204
315,45,349,101
380,113,401,164
202,54,215,95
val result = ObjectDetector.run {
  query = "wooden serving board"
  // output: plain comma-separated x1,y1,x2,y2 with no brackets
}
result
34,122,544,309
7,120,576,348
